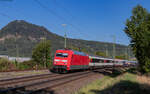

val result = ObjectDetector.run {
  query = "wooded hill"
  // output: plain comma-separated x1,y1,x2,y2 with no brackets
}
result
0,20,132,58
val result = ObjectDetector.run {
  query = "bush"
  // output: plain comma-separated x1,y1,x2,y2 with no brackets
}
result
46,60,53,68
0,58,15,71
18,60,37,70
0,58,52,71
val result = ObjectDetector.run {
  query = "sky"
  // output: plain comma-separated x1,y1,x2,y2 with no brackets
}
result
0,0,150,45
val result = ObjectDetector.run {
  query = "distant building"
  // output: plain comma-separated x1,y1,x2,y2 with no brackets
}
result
9,57,31,62
0,55,31,62
130,57,137,61
0,55,9,59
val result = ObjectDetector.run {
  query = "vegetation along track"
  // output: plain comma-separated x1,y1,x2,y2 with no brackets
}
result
0,71,95,94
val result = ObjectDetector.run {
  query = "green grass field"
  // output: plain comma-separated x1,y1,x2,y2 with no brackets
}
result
76,69,150,94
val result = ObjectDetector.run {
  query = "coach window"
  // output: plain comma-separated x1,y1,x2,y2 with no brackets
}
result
99,59,104,63
92,59,100,63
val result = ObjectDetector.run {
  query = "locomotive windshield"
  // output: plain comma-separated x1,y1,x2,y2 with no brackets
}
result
56,53,68,57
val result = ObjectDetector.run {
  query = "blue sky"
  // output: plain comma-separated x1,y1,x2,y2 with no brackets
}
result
0,0,150,45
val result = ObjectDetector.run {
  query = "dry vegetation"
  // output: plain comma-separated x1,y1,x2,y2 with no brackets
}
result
76,69,150,94
137,75,150,90
137,75,150,84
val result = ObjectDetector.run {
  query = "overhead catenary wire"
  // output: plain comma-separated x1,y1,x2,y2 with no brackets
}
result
34,0,67,23
0,2,62,33
0,12,12,20
52,0,75,20
52,0,82,32
34,0,93,39
51,0,111,41
0,1,130,56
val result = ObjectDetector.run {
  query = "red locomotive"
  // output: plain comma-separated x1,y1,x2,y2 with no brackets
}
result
52,49,90,73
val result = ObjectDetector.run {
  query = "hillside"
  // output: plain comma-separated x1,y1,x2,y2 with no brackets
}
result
0,20,132,58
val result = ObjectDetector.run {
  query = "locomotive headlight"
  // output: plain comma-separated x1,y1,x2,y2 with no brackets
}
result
62,60,68,62
54,59,60,62
62,60,67,65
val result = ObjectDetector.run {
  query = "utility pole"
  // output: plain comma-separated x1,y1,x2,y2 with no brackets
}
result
105,44,108,57
125,47,128,60
62,24,67,48
111,35,116,73
128,46,130,60
15,32,19,67
111,35,116,59
43,31,47,68
15,33,19,60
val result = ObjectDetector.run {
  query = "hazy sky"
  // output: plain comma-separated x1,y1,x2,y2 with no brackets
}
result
0,0,150,45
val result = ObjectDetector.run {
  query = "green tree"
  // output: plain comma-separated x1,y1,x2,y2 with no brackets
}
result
80,48,88,54
69,46,89,54
124,5,150,73
32,40,51,68
69,46,80,51
95,51,106,57
115,55,128,60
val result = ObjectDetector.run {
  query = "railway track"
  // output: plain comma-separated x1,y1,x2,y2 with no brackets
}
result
0,71,94,94
0,73,60,87
30,71,95,94
0,73,54,82
0,68,126,94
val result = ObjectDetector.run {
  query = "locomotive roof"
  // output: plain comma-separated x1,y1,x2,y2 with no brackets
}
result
57,49,87,56
89,56,113,60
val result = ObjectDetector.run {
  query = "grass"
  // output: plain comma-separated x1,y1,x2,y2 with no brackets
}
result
76,70,150,94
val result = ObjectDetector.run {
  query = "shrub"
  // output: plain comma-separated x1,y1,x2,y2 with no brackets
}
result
0,58,15,71
18,60,37,70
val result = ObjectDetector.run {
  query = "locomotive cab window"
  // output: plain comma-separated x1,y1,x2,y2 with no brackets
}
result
56,53,68,57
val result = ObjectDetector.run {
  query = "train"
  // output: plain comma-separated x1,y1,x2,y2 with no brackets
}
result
51,49,137,73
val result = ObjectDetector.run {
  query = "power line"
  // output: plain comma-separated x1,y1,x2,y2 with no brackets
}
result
34,0,67,23
1,2,62,33
0,12,12,19
34,0,71,32
0,3,26,20
34,0,93,39
52,0,74,20
52,1,101,40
